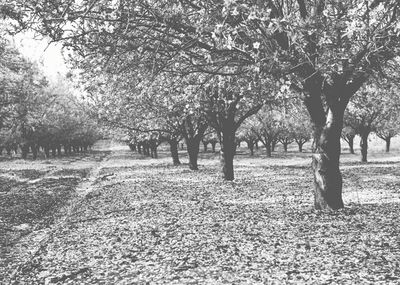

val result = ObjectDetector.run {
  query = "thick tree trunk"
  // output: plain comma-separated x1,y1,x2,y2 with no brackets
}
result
283,143,288,152
360,133,369,162
385,137,391,152
255,141,259,150
247,141,254,156
129,143,136,151
312,109,345,210
271,139,277,152
348,136,355,154
186,138,200,170
265,142,272,157
169,139,181,166
220,128,235,181
297,142,304,152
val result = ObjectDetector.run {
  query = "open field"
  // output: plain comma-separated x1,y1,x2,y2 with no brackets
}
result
1,139,399,284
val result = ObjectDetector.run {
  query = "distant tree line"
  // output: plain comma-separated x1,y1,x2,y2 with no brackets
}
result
0,39,100,159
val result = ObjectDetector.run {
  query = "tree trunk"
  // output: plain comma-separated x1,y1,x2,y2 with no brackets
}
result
283,143,288,152
265,142,272,157
169,139,181,166
44,146,50,158
385,137,391,152
247,141,254,156
31,144,38,159
211,141,217,152
255,141,259,150
150,146,158,158
203,142,208,152
297,142,304,152
312,109,345,210
52,147,57,157
343,134,355,154
271,139,277,152
348,136,355,154
360,133,369,162
186,138,200,170
21,144,29,159
220,127,235,181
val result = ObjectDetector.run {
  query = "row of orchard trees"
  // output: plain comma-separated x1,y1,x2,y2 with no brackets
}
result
7,0,400,210
123,101,312,165
0,37,100,159
341,81,400,162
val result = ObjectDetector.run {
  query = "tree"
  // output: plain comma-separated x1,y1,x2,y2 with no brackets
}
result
346,81,400,162
375,109,400,152
203,74,269,180
277,125,294,152
237,125,258,156
250,107,283,157
290,107,312,153
9,0,400,209
341,125,357,154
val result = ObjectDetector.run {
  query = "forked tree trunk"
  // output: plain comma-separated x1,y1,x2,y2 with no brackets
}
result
282,142,289,152
297,141,304,152
262,139,272,157
360,132,370,162
247,141,254,156
150,146,158,158
186,138,200,170
343,134,355,154
169,139,181,166
312,109,345,210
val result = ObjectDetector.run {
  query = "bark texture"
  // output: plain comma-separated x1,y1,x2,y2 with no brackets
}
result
311,109,345,210
169,139,181,166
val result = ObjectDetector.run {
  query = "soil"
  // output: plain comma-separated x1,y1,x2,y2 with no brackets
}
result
0,139,399,284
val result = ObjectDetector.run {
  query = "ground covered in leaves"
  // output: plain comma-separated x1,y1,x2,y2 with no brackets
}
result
1,141,400,284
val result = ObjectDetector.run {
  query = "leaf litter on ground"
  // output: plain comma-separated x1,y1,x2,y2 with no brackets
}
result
1,142,400,284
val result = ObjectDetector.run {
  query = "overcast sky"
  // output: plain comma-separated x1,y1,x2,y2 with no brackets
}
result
12,32,68,80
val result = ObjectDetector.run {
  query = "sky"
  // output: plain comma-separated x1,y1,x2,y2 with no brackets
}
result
12,32,69,80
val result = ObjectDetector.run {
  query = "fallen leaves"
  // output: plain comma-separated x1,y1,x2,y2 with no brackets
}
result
1,146,400,284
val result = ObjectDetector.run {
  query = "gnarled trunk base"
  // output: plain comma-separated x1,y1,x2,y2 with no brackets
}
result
312,153,344,210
